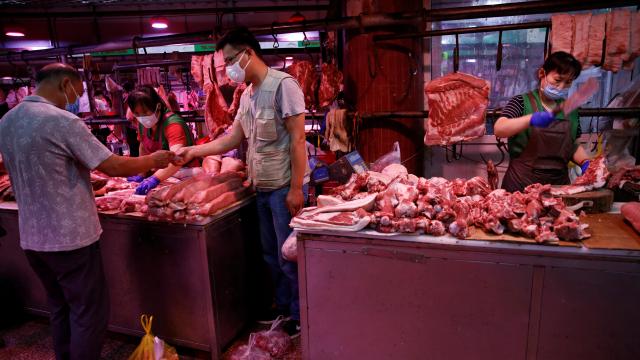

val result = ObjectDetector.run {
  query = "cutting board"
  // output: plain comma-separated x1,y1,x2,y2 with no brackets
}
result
468,227,580,247
561,189,614,213
581,213,640,251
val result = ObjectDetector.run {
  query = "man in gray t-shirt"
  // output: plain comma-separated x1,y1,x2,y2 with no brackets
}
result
0,63,174,360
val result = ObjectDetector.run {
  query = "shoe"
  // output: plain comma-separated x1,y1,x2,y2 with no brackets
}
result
256,308,291,325
282,319,301,339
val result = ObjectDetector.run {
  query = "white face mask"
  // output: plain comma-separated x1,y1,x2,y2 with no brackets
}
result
225,50,251,84
137,105,160,128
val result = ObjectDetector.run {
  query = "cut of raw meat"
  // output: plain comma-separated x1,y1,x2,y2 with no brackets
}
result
607,166,640,189
621,202,640,234
586,13,607,67
574,155,610,188
202,156,222,175
571,13,592,64
221,157,245,173
319,63,343,108
191,56,204,86
551,14,575,54
486,159,499,190
423,72,490,146
603,10,631,73
286,60,318,109
624,11,640,68
204,82,246,136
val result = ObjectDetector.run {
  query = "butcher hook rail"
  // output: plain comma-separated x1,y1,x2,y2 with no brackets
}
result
271,23,280,49
444,142,464,163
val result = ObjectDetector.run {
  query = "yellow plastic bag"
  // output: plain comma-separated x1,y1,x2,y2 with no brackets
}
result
128,315,179,360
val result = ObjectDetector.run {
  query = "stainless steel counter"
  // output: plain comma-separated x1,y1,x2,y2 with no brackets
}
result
0,197,261,359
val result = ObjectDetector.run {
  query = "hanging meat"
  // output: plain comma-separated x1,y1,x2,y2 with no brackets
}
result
191,55,204,87
319,63,344,108
586,13,606,67
204,81,246,138
286,60,318,109
213,50,232,86
551,14,574,54
571,14,591,64
624,11,640,69
423,72,490,146
603,10,631,73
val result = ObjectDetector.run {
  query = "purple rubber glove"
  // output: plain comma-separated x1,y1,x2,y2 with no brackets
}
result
530,111,555,128
135,176,160,195
126,175,145,183
580,160,590,175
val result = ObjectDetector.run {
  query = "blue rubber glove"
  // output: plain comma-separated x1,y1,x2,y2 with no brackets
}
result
135,176,160,195
530,111,555,128
580,160,590,175
126,175,145,183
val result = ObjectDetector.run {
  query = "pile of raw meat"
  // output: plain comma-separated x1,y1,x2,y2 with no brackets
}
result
291,164,592,244
95,189,148,215
202,156,245,176
423,72,491,146
146,172,253,222
551,10,640,72
607,166,640,189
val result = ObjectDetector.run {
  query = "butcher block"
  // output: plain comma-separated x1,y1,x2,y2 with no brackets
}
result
560,189,614,213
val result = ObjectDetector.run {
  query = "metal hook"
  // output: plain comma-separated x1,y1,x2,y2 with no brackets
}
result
543,26,550,59
271,23,279,49
453,142,463,161
453,34,459,73
496,30,503,71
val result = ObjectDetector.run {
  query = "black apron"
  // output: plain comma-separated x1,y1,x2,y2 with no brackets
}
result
502,93,575,193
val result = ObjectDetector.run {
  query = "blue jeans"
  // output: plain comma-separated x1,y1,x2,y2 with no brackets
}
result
256,185,307,321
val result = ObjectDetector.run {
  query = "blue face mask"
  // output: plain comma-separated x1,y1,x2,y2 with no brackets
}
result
542,84,569,100
65,98,80,114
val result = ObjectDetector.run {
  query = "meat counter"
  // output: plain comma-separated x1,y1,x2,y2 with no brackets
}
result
296,211,640,360
0,197,265,360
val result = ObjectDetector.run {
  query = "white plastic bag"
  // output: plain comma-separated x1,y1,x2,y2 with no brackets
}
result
281,231,298,262
370,141,401,172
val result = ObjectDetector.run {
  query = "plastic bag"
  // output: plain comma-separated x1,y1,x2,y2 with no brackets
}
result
128,315,178,360
254,316,291,358
281,231,298,262
228,334,272,360
370,141,401,172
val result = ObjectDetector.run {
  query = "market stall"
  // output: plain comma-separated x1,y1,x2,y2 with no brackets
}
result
0,196,261,359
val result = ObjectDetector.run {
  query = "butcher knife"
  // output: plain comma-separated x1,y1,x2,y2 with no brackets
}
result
552,77,599,116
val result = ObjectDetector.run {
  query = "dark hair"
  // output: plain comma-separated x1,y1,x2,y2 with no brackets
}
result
123,81,135,93
542,51,582,79
127,85,165,113
216,27,262,56
35,63,81,85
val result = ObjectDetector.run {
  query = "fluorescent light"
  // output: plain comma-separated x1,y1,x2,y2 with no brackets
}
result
465,59,477,63
28,46,50,50
151,17,168,29
285,56,293,60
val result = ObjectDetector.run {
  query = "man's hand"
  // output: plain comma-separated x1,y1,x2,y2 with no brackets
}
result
150,150,175,169
172,147,196,167
286,188,305,217
530,111,556,128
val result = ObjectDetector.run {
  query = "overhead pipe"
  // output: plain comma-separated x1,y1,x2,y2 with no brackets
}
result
374,21,551,42
0,4,330,19
0,12,422,63
423,0,637,21
351,108,640,119
1,0,634,64
112,60,190,71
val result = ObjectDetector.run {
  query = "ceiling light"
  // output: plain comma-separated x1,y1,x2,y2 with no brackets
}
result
285,56,293,60
288,11,305,23
151,17,168,29
5,26,25,37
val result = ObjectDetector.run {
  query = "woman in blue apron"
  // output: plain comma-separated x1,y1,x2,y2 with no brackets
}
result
126,85,199,194
494,51,591,193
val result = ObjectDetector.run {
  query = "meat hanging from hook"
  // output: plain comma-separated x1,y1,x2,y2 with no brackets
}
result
271,23,279,49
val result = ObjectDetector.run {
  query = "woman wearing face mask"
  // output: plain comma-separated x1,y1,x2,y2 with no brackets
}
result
127,85,198,195
494,51,591,193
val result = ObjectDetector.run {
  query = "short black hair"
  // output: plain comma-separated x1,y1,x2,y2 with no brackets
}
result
216,27,262,56
542,51,582,79
123,81,135,93
35,63,81,85
127,85,165,113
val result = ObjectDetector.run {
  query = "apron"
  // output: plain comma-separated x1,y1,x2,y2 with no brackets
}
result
139,111,199,167
502,92,576,193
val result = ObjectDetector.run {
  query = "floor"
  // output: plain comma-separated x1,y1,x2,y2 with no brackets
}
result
0,316,301,360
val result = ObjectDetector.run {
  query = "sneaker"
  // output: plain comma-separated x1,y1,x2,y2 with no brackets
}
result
283,319,301,339
256,308,291,325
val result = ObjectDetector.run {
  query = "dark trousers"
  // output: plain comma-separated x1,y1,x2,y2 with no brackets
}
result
25,241,110,360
